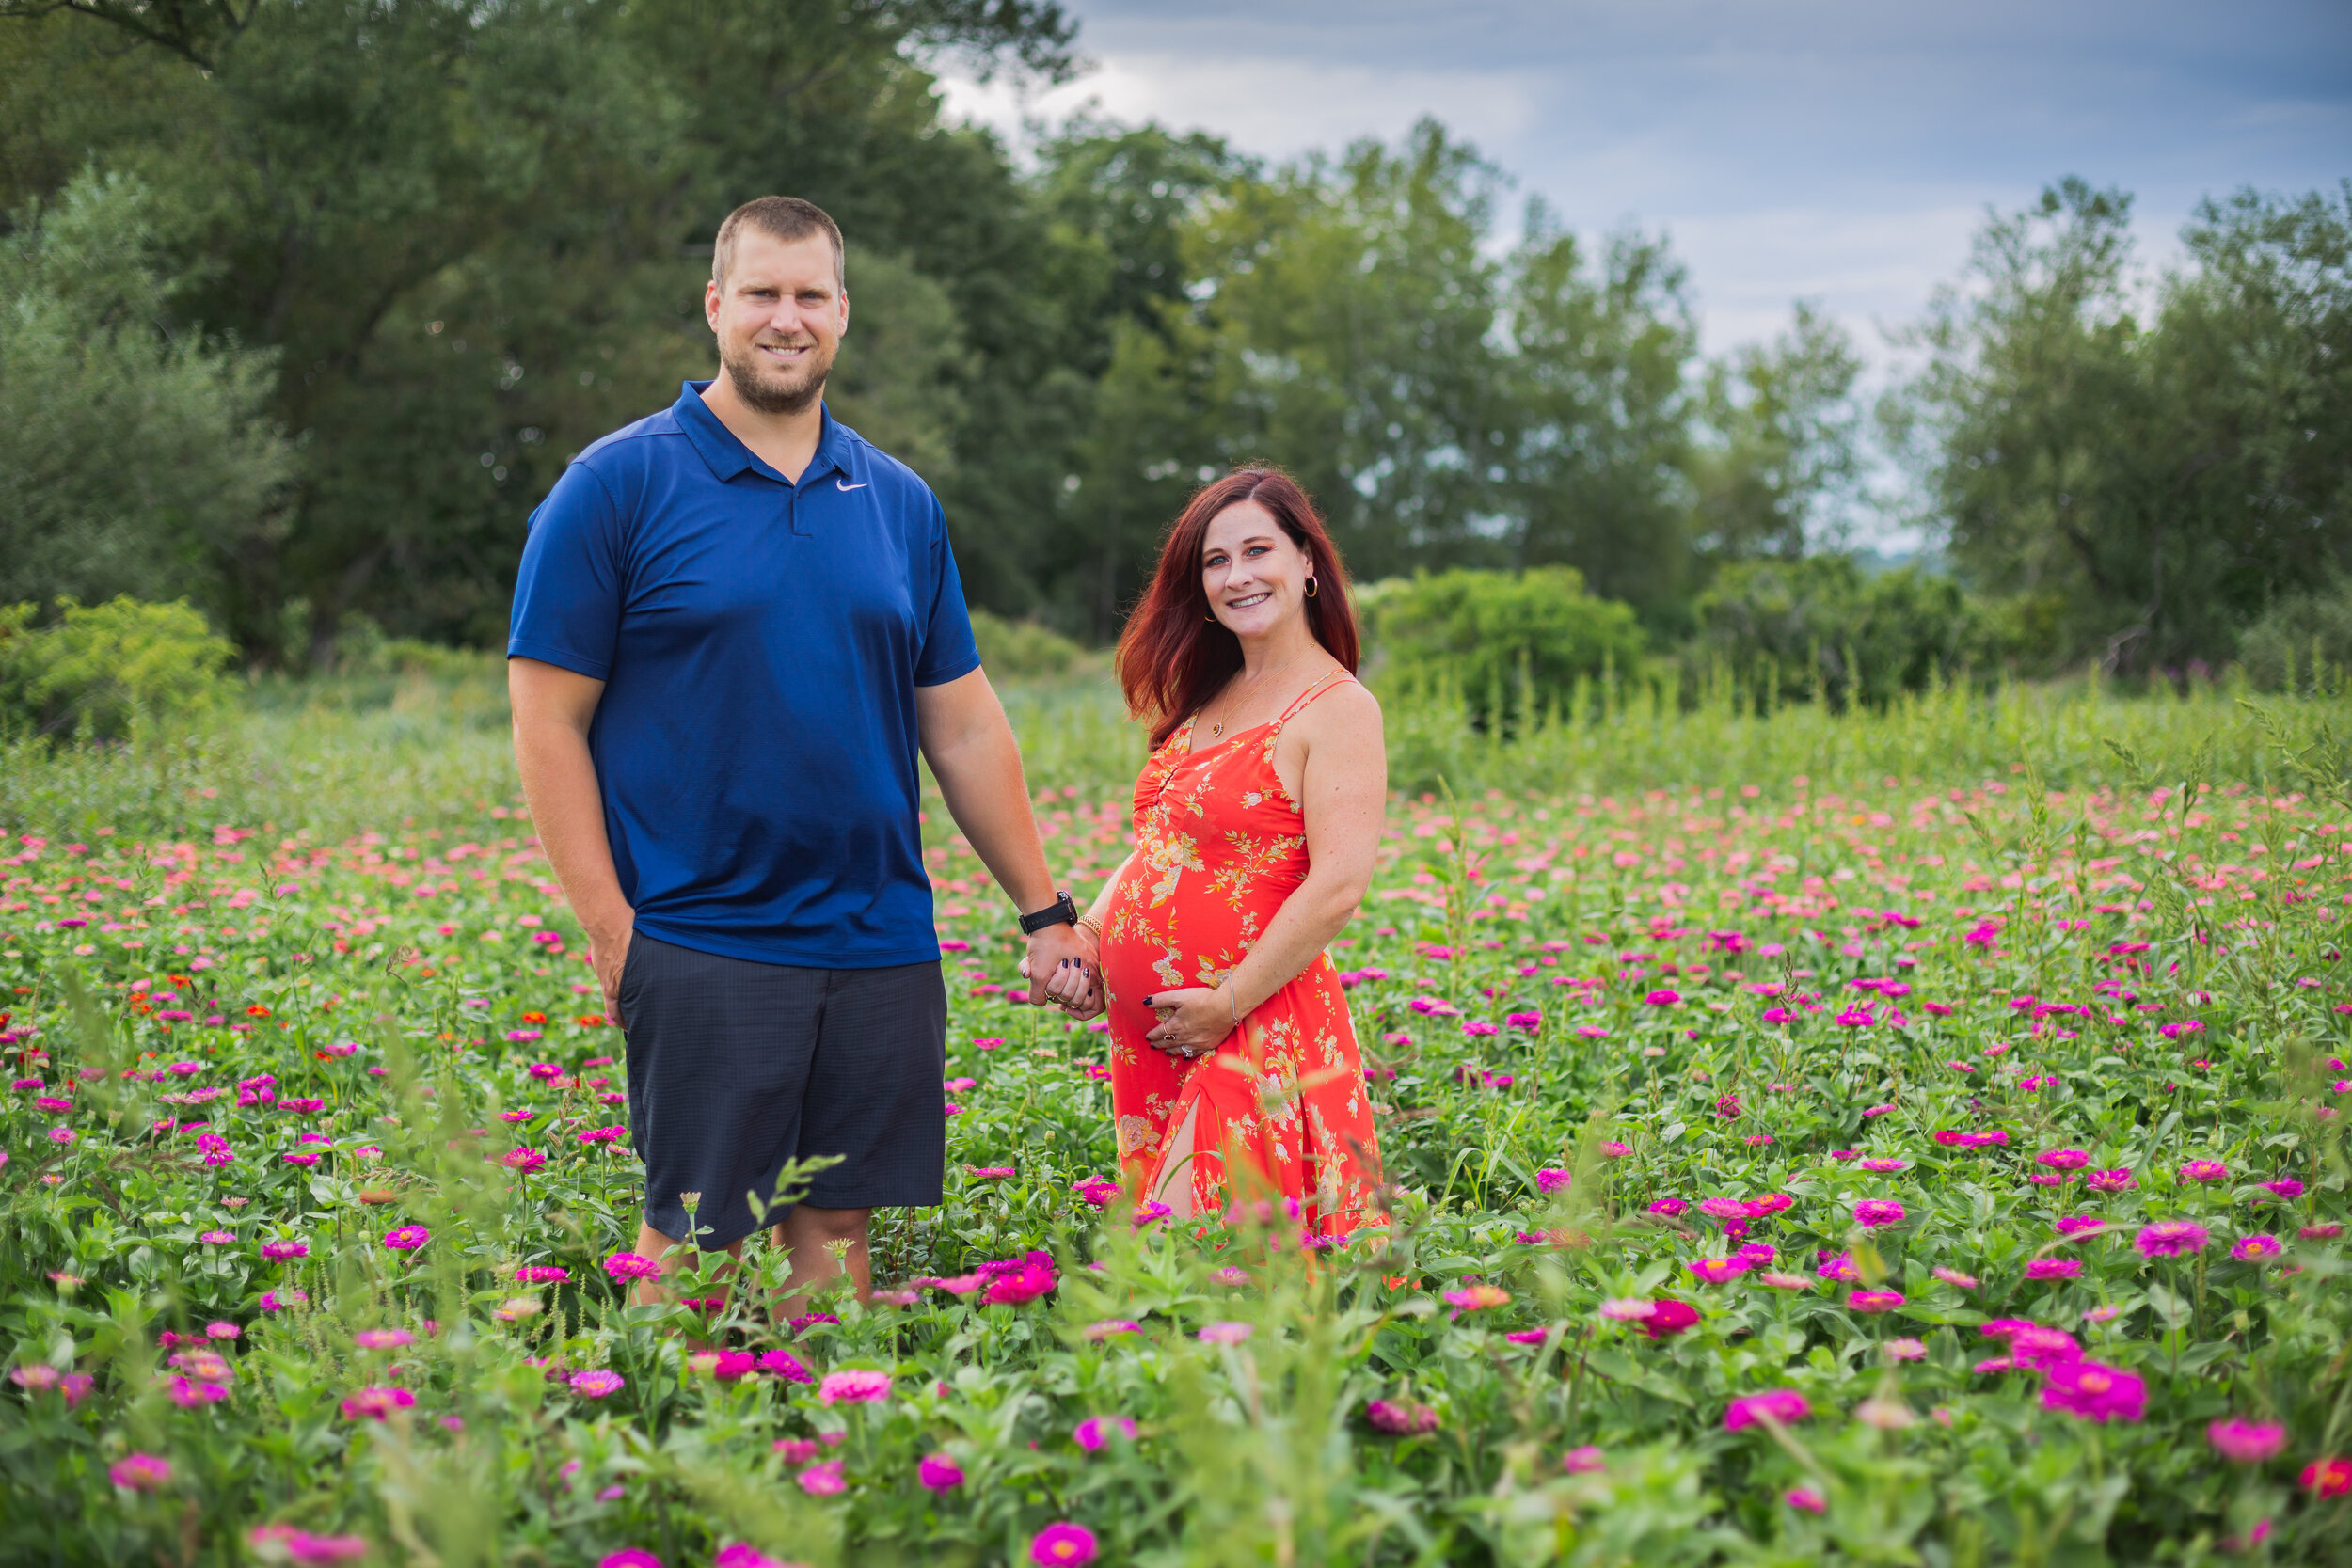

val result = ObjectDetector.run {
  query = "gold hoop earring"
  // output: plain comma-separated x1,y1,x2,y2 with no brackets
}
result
1204,609,1216,623
1305,578,1319,599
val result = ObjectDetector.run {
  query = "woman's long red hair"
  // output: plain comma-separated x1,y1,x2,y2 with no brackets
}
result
1116,467,1361,749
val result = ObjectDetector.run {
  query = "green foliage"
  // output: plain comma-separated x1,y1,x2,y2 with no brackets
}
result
0,170,294,622
1364,567,1645,734
969,610,1086,681
2239,580,2352,693
0,595,232,740
1692,556,2008,710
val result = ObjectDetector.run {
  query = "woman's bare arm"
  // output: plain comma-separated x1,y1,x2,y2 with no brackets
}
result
1226,682,1386,1012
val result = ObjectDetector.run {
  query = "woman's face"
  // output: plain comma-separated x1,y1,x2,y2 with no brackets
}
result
1201,499,1314,640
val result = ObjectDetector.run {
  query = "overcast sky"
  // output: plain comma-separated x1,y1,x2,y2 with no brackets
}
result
941,0,2352,360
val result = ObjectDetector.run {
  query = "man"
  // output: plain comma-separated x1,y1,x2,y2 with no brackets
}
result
508,196,1089,1307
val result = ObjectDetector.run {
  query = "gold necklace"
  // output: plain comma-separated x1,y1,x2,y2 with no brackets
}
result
1206,649,1311,739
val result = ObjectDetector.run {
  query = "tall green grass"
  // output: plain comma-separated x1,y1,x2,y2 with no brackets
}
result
7,657,2351,845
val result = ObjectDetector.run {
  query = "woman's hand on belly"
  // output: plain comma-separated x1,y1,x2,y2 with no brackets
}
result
1141,986,1232,1058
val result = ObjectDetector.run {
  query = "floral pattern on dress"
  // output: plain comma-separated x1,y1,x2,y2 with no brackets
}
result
1101,672,1385,1236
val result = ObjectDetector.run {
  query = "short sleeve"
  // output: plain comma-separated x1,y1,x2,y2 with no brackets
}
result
509,461,625,680
913,492,982,688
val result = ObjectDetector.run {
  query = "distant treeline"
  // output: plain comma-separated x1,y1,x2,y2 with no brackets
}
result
0,1,2345,680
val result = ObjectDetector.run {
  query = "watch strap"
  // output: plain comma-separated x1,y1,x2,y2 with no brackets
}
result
1019,891,1079,934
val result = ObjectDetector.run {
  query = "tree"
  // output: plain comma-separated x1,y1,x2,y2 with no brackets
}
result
0,0,1078,660
1887,177,2352,673
1686,300,1865,564
0,170,293,620
1497,210,1698,622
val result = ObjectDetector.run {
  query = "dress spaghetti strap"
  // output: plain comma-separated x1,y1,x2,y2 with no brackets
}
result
1270,668,1353,730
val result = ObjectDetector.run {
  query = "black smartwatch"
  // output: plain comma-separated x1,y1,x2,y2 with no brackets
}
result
1019,891,1080,935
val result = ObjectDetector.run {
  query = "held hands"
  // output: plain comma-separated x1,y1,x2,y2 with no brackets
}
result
1019,922,1104,1018
1142,984,1234,1059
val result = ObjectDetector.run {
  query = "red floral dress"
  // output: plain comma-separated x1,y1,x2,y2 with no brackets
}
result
1102,671,1385,1236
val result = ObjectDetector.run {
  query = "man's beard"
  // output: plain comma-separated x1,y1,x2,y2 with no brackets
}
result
721,335,835,416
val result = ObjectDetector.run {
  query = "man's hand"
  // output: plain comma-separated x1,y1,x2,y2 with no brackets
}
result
1022,922,1092,1006
589,917,635,1027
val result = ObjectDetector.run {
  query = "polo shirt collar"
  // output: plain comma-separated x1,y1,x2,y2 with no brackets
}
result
673,379,851,487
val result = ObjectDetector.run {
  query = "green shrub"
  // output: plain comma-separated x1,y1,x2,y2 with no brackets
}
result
2239,582,2352,692
1360,566,1645,732
0,595,233,739
971,609,1087,680
1691,555,2005,709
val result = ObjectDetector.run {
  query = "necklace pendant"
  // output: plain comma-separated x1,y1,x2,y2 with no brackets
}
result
1210,721,1224,737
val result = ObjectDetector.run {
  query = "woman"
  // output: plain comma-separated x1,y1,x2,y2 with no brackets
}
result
1042,468,1387,1238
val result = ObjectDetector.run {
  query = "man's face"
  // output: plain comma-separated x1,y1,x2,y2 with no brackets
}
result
705,230,847,416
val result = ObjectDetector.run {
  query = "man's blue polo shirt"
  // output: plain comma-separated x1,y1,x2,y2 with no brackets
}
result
508,380,980,968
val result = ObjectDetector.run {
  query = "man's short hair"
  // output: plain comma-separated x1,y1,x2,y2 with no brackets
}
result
711,197,845,291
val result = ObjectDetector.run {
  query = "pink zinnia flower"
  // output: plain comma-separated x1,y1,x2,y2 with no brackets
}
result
1535,1168,1573,1195
2231,1235,2283,1262
381,1226,429,1252
1931,1266,1979,1289
2302,1457,2352,1497
2085,1168,2136,1193
108,1453,172,1491
2010,1326,2083,1370
2178,1159,2229,1184
1724,1388,1808,1431
2136,1220,2210,1258
1561,1445,1606,1474
796,1460,845,1496
1197,1322,1252,1345
262,1241,310,1262
568,1370,625,1399
1786,1487,1827,1513
2024,1258,2081,1281
755,1349,812,1384
1852,1200,1905,1227
1644,990,1680,1006
2055,1215,2106,1237
1647,1198,1688,1217
1444,1283,1512,1311
603,1252,662,1282
1641,1299,1699,1338
341,1386,417,1420
1687,1258,1749,1285
1848,1291,1904,1313
1073,1416,1136,1451
2209,1418,2287,1463
817,1370,891,1405
1364,1399,1441,1433
918,1451,964,1491
2042,1360,2145,1423
1029,1522,1100,1566
2036,1149,2090,1171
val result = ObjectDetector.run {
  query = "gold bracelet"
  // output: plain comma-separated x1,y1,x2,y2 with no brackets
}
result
1075,916,1103,942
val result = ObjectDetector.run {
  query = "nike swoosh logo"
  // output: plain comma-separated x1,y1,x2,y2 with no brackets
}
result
836,480,867,491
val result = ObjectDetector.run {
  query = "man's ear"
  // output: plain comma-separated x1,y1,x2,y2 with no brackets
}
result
704,278,723,333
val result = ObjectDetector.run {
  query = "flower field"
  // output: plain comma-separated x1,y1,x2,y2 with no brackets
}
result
5,684,2352,1565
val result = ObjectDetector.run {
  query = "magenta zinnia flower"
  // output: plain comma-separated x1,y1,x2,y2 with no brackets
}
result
795,1460,845,1496
603,1252,662,1282
1535,1167,1573,1195
2178,1159,2229,1184
568,1370,625,1399
816,1370,891,1405
341,1386,417,1420
1073,1416,1136,1451
260,1241,310,1261
1365,1399,1441,1434
1029,1522,1100,1566
1852,1200,1905,1227
1724,1388,1809,1431
2009,1326,2083,1370
2085,1168,2136,1193
2231,1234,2283,1262
1848,1291,1904,1313
2024,1259,2081,1281
2136,1220,2210,1258
1687,1258,1749,1285
2037,1149,2090,1171
2209,1418,2287,1463
108,1453,172,1491
2042,1360,2145,1423
918,1451,964,1491
381,1225,429,1252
